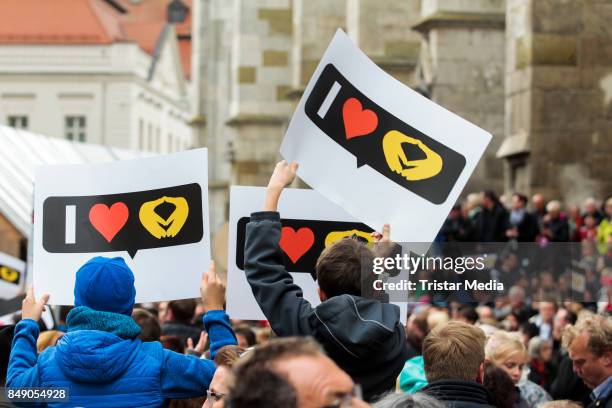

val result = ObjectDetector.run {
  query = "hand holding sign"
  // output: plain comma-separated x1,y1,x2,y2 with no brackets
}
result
22,287,49,321
201,261,225,313
264,160,299,212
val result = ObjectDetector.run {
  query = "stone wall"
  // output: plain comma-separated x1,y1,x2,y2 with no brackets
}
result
413,0,506,197
502,0,612,203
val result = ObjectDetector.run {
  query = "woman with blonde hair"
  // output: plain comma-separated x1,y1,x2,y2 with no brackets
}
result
485,330,552,408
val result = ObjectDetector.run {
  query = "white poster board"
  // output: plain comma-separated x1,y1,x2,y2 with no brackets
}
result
226,186,406,322
280,29,491,248
0,251,25,300
33,149,210,305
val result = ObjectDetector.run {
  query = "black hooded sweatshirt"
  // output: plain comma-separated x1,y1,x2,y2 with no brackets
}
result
244,211,409,401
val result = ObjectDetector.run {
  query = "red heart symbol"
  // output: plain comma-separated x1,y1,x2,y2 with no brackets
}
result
89,202,129,243
342,98,378,139
279,227,315,264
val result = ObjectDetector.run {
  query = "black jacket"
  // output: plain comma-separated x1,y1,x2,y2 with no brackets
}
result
244,211,409,401
477,203,509,242
422,380,496,408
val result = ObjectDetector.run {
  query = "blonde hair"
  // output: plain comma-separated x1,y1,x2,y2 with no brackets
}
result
427,310,450,331
562,313,612,357
485,331,527,364
422,321,486,382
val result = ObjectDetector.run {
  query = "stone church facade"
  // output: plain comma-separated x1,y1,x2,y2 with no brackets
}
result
191,0,612,233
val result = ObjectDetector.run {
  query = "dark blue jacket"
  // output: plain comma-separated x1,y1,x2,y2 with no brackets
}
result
7,310,236,407
244,211,409,402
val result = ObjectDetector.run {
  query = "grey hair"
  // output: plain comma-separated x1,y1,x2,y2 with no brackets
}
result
373,392,446,408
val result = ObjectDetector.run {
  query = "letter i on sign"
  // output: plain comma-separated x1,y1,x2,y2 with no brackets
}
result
65,205,76,244
317,81,341,118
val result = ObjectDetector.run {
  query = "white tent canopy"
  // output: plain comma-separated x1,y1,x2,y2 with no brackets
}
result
0,125,153,238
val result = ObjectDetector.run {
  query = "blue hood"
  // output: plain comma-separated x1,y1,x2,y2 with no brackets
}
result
55,330,141,384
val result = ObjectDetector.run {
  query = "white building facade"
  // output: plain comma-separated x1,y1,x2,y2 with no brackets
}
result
0,31,193,153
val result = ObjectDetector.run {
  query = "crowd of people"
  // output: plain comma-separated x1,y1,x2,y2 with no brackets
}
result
0,161,611,407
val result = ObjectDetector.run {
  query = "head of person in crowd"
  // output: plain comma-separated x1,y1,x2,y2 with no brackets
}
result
405,311,429,355
426,309,450,332
203,345,245,408
562,313,612,390
533,193,546,213
481,190,499,210
233,325,256,348
528,336,554,364
464,192,481,215
477,305,494,321
538,301,557,324
485,330,528,384
255,327,274,345
553,308,577,342
483,363,520,408
36,330,64,353
454,305,478,325
132,308,161,342
422,321,486,384
372,392,445,408
227,337,369,408
315,236,374,301
159,299,197,325
511,193,529,211
520,322,540,347
584,197,599,217
546,200,563,220
508,285,526,309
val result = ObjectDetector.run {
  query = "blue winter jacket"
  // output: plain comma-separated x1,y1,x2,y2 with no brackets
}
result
7,309,237,407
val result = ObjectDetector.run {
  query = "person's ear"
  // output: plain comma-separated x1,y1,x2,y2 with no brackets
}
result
601,352,612,369
317,288,327,302
476,362,485,384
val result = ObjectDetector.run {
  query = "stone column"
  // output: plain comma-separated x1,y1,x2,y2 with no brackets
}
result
500,0,612,202
226,0,294,187
346,0,421,87
413,0,506,196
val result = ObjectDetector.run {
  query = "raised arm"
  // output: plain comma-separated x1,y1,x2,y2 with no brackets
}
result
199,262,237,358
244,161,315,337
6,288,48,389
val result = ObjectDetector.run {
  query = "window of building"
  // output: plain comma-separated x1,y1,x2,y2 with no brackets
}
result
8,115,28,129
65,116,86,142
155,127,161,152
168,134,174,152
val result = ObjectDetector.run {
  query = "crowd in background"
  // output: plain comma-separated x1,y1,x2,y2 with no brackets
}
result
1,176,611,407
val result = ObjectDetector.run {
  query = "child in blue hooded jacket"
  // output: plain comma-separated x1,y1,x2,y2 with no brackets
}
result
7,256,236,407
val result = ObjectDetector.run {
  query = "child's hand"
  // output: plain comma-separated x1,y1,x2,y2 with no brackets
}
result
200,261,225,312
371,224,391,243
21,287,49,322
186,331,208,355
267,160,298,191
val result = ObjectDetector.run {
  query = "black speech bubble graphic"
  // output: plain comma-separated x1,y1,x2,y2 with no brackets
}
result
236,217,374,278
0,264,21,286
305,63,466,205
42,183,204,258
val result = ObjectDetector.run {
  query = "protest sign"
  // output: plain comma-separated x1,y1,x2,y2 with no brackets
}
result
226,186,406,321
280,29,491,247
33,149,210,305
0,251,25,300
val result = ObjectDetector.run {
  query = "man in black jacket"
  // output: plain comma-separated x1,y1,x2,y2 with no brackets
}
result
244,160,409,402
421,321,495,408
563,314,612,408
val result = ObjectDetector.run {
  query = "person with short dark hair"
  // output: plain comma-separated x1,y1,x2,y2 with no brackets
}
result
243,161,409,401
132,308,161,342
226,337,369,408
483,363,520,408
477,190,509,242
160,299,201,346
233,325,256,348
507,193,539,242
